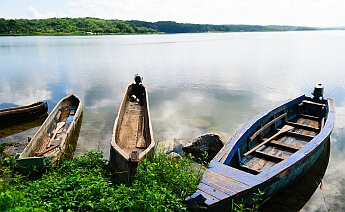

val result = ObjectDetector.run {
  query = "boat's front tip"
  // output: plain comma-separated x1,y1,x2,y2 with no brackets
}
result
185,193,208,211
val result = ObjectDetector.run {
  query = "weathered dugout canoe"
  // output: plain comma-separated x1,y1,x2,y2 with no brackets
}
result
0,102,48,127
186,88,335,211
18,94,83,172
110,79,154,183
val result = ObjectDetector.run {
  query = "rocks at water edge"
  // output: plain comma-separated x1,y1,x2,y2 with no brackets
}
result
182,133,224,162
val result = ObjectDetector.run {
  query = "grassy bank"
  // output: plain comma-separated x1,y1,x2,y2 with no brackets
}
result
0,150,204,211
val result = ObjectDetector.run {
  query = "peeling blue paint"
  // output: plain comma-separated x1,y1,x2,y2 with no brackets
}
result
186,95,335,211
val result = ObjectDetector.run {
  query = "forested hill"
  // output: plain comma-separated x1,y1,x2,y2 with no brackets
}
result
128,21,316,33
0,17,317,35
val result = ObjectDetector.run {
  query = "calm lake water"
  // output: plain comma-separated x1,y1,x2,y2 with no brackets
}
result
1,31,345,211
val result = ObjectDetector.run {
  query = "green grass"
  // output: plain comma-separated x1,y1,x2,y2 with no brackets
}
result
0,150,204,212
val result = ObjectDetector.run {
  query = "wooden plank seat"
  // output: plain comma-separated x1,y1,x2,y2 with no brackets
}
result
287,121,319,131
251,150,285,163
300,114,320,120
269,140,302,151
244,125,293,157
302,100,326,107
239,164,261,175
285,131,315,140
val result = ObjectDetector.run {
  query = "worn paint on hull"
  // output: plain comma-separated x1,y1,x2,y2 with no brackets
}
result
186,95,335,211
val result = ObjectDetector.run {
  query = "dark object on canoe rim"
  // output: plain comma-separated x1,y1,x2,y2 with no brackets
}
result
110,75,155,183
17,94,83,172
0,101,48,127
185,84,335,211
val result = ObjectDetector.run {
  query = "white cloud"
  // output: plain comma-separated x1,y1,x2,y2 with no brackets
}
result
27,7,44,19
27,6,57,19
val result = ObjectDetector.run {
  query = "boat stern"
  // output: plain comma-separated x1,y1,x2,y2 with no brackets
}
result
17,156,53,172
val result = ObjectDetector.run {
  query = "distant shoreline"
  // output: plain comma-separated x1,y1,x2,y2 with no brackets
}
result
2,17,340,36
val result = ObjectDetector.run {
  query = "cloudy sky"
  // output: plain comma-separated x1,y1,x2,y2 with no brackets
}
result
1,0,345,27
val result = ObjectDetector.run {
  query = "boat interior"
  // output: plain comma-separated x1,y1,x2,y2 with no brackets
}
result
35,96,80,157
116,84,149,157
228,99,327,175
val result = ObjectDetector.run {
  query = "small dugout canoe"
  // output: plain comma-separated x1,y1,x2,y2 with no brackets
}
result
186,84,335,211
110,75,155,183
0,101,48,127
17,94,83,172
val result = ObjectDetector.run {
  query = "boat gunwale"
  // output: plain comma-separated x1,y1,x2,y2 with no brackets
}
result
0,101,47,114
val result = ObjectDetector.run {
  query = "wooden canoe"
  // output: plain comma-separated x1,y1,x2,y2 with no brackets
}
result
109,82,155,183
0,101,48,127
17,94,83,172
186,94,335,211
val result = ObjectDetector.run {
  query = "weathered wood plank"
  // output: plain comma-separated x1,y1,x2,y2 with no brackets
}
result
242,155,268,171
240,164,261,175
35,143,60,156
261,145,293,159
297,118,320,129
198,182,233,200
244,125,294,157
300,114,320,120
270,140,301,151
287,121,319,131
208,161,263,186
249,113,287,141
202,169,249,194
259,160,276,172
285,131,314,140
252,150,285,163
302,100,326,107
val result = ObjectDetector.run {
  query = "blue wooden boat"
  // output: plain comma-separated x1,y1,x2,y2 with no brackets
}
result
186,85,335,211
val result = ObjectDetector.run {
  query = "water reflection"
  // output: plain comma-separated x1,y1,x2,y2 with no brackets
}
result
0,114,47,139
261,139,331,211
310,101,345,211
0,114,47,156
1,32,345,210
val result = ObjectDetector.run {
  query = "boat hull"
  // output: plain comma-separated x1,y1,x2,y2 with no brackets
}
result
109,83,154,183
17,94,83,172
186,95,335,211
0,102,48,127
